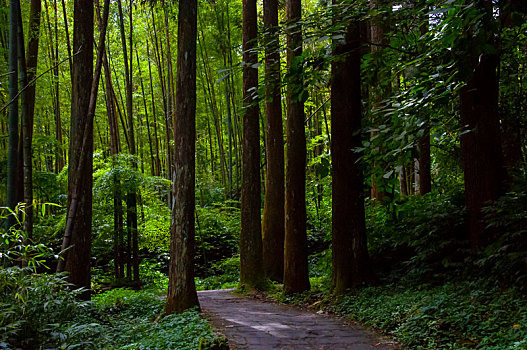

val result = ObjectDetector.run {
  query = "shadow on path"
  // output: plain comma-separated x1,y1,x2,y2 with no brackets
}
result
198,289,399,350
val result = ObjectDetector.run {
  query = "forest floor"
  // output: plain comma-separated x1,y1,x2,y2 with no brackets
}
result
198,289,399,350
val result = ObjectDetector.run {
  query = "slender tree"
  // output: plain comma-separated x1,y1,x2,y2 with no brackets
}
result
330,7,372,293
117,0,139,282
369,0,391,203
417,10,431,195
262,0,284,283
164,0,199,314
239,0,266,290
283,0,310,295
6,0,19,230
21,0,42,237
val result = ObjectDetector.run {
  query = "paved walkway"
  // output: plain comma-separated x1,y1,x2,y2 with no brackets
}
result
198,289,399,350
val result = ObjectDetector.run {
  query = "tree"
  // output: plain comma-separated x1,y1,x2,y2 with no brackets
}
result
416,10,431,195
62,0,94,292
116,0,139,283
6,0,19,230
330,6,372,294
283,0,310,295
239,0,266,291
57,0,109,295
459,0,505,248
262,0,284,283
369,0,391,203
21,0,42,238
164,0,200,314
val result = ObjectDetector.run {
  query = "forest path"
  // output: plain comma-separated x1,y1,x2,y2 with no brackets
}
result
198,289,399,350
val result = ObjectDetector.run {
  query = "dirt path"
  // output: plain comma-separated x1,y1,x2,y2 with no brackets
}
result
198,289,399,350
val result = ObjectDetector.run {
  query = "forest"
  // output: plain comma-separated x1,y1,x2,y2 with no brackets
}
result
0,0,526,348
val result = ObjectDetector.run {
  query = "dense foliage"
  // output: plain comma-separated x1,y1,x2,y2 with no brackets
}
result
0,0,526,348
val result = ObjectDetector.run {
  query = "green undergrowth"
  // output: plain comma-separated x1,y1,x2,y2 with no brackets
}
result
1,267,221,349
195,256,240,291
332,280,527,349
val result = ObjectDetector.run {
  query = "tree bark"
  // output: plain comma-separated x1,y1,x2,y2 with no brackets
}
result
369,0,391,204
6,0,19,230
283,0,310,295
330,12,372,294
164,0,199,314
57,0,109,296
261,0,284,283
63,0,95,293
239,0,266,291
21,0,41,238
459,0,505,249
417,122,431,194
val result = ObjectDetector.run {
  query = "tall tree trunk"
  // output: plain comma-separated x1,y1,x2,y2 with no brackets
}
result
417,17,431,195
136,50,155,176
60,0,72,78
16,0,26,219
117,0,139,283
331,11,372,293
369,0,391,203
262,0,284,283
164,0,199,314
283,0,310,295
163,5,174,207
62,0,95,293
459,0,505,249
21,0,41,238
146,39,161,177
98,0,124,279
239,0,266,291
53,0,63,173
57,0,109,295
6,0,19,229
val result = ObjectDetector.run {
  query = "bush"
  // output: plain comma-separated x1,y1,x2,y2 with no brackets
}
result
195,206,239,276
480,188,527,289
196,256,240,290
367,192,467,283
0,267,85,349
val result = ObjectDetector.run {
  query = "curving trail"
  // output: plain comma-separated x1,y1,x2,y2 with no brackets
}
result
198,289,399,350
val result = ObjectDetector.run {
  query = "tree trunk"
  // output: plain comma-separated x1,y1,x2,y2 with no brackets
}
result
63,0,95,293
6,0,19,230
262,0,284,283
283,0,310,295
117,0,139,283
369,0,391,204
417,122,431,194
164,0,200,314
146,39,161,177
459,0,505,249
21,0,41,238
239,0,266,291
417,18,431,195
98,0,124,279
330,12,372,294
57,0,109,295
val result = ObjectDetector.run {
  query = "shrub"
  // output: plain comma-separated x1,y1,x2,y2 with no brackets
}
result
0,267,85,349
